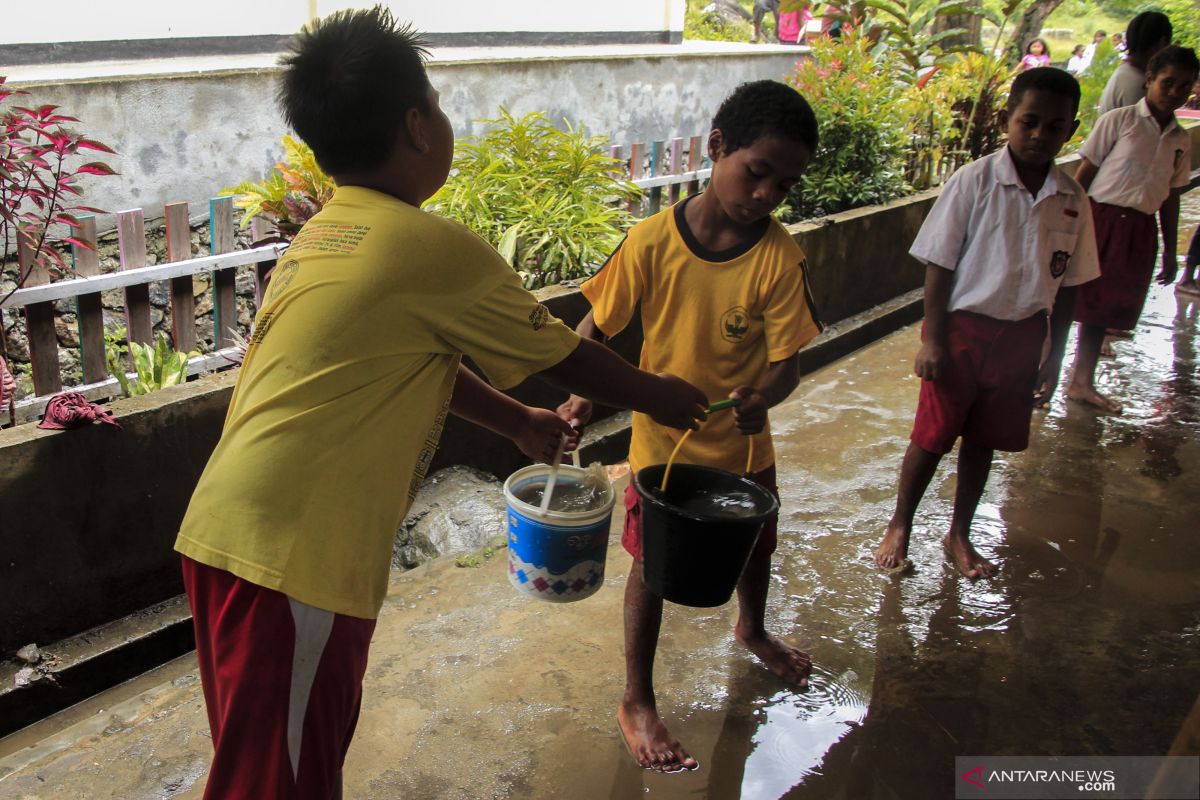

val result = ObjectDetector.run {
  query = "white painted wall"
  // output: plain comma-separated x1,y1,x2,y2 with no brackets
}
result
2,0,684,44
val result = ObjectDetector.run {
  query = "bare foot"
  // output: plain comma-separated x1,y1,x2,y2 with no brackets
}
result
1065,384,1123,414
617,700,698,773
1099,337,1116,358
735,629,812,687
943,534,995,579
875,522,911,571
1176,279,1200,297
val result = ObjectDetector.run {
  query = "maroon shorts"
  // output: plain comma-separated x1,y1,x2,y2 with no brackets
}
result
1074,200,1158,331
911,310,1047,455
622,464,779,561
181,556,376,800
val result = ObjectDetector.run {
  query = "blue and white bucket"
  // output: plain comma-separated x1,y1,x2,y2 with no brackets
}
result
503,464,615,603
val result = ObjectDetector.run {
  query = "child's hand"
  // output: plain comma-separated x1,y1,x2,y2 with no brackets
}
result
556,395,593,431
914,342,948,381
1032,361,1062,408
645,373,708,430
515,407,579,464
730,386,768,435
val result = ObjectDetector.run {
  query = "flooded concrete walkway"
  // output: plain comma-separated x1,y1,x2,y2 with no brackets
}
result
2,282,1199,798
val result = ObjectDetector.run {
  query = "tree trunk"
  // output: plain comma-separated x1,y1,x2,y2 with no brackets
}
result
1009,0,1065,64
932,3,983,49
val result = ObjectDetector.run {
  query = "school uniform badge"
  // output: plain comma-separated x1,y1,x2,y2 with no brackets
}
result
1049,250,1070,278
529,304,550,330
721,306,750,342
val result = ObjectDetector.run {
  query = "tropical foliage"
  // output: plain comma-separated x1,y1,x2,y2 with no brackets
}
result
851,0,980,80
1,76,116,288
784,28,913,219
425,109,641,289
221,135,336,237
1072,39,1122,146
105,330,200,397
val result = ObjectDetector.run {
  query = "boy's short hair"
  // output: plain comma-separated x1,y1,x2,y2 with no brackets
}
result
1007,67,1081,115
1146,45,1200,78
1124,11,1172,56
713,80,819,155
278,5,431,175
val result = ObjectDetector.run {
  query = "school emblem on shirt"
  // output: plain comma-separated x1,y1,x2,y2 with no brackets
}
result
529,304,550,330
266,259,300,300
721,306,750,342
1049,250,1070,278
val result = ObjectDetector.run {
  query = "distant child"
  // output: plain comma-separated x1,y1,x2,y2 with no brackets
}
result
1068,45,1198,413
559,80,823,772
1068,44,1089,75
1099,11,1172,114
1021,38,1052,71
173,7,708,798
875,68,1099,579
1083,30,1107,65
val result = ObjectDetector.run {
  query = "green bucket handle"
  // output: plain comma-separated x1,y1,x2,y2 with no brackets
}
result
660,398,752,492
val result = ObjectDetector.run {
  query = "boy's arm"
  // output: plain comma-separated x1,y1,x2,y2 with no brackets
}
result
449,364,577,463
1156,188,1182,285
555,309,605,428
1033,285,1079,408
728,352,801,435
540,336,707,431
1073,158,1099,192
915,264,954,381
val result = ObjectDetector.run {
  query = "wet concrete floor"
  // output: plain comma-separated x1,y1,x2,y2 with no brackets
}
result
2,253,1199,798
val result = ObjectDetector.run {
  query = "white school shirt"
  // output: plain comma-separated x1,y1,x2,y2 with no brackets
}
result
910,148,1100,321
1079,99,1192,215
1098,62,1145,115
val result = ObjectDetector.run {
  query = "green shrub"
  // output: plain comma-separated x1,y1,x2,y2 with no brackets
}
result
424,109,641,289
1069,39,1121,151
783,29,912,220
221,135,336,237
105,331,200,397
685,0,755,41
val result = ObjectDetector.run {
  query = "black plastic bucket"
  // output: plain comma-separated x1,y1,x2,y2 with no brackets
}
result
633,463,779,608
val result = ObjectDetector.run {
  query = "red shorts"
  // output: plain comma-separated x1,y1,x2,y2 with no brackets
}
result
181,556,376,800
1074,200,1158,331
911,310,1047,455
622,464,779,561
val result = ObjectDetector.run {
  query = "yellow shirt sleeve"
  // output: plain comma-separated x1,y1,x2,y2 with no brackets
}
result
763,255,823,363
436,267,580,391
580,235,644,338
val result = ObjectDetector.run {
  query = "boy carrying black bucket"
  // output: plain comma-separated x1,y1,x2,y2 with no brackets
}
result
559,80,823,773
173,7,709,798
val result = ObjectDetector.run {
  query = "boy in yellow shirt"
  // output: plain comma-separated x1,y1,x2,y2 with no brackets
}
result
560,80,823,773
174,7,707,798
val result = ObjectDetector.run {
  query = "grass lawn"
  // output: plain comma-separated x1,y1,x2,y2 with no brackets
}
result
1035,6,1130,61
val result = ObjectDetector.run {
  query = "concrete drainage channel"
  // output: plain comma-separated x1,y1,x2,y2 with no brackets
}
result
0,290,922,740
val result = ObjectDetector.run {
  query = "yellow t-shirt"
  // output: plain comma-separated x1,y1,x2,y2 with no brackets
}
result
582,196,822,476
176,186,579,619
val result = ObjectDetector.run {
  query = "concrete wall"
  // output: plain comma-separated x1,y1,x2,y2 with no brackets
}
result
0,191,925,655
2,0,686,44
1,372,235,654
4,45,804,229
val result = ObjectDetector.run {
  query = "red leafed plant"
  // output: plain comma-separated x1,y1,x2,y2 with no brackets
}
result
1,75,117,294
1,75,117,420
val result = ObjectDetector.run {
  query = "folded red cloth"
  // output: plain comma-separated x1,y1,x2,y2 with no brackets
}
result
37,392,121,431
